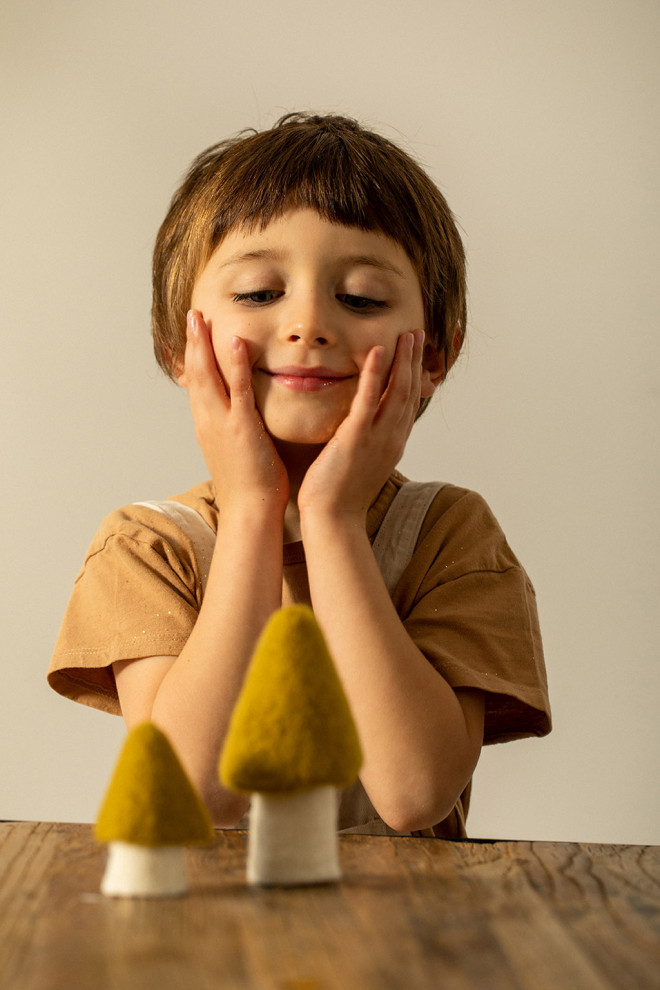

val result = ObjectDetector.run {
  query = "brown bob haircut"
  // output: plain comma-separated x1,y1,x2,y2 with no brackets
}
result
152,112,466,412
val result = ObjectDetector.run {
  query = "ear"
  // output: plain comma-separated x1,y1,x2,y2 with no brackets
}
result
420,340,447,397
421,326,463,395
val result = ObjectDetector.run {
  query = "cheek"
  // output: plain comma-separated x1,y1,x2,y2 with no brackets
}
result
354,326,397,367
366,330,400,370
209,314,262,364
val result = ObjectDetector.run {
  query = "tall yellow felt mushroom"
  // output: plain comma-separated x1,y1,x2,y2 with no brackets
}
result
95,722,213,897
220,605,362,885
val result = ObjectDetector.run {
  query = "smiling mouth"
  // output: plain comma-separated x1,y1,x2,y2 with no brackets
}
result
261,367,354,392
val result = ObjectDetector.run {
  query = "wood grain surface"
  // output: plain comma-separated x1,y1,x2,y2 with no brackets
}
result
1,822,658,989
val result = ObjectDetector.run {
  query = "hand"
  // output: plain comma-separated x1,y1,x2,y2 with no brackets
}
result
298,329,426,522
178,311,289,513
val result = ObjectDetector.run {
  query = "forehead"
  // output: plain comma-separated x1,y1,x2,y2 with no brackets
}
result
205,208,417,279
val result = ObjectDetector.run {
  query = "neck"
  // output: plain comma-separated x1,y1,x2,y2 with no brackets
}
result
274,439,324,544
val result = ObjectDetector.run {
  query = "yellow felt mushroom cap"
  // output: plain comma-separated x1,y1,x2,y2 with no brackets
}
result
95,723,213,847
220,605,362,795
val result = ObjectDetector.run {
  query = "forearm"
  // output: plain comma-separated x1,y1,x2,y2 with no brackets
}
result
150,506,284,823
302,510,482,832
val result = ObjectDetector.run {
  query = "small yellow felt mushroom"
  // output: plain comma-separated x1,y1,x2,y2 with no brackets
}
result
95,722,213,897
220,605,362,885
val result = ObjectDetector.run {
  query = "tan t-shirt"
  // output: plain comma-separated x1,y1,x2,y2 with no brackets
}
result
48,471,550,836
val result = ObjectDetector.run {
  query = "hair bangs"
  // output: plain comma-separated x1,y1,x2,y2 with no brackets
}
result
208,123,411,249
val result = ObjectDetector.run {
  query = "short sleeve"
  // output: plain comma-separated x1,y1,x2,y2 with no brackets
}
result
47,504,205,715
392,486,551,744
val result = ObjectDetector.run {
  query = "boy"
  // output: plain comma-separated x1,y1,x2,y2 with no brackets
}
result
48,113,550,837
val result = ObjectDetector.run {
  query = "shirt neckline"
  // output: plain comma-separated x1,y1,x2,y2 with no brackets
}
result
281,471,407,567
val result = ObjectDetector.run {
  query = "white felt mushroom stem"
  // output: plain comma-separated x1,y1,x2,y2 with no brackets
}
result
101,842,188,897
248,786,341,886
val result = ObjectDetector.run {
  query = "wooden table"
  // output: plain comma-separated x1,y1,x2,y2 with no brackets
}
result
1,822,659,989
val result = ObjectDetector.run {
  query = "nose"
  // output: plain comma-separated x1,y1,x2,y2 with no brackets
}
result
286,328,330,346
282,290,335,347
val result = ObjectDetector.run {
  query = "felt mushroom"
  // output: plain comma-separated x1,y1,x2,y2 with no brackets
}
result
95,722,213,897
220,605,362,886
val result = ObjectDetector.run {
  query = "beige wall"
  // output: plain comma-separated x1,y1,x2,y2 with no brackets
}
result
2,0,658,842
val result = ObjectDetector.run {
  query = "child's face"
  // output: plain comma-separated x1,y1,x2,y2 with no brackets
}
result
190,208,434,446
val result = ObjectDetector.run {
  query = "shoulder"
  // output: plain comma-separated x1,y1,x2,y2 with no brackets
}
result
48,485,214,712
86,482,215,551
78,482,216,594
371,474,519,577
163,480,218,533
417,483,525,577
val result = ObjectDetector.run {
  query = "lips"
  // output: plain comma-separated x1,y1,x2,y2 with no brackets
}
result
262,365,355,392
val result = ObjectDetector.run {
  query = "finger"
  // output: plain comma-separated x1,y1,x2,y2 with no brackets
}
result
184,310,229,416
228,336,256,410
187,311,225,387
410,329,425,400
404,329,426,426
375,332,415,426
348,345,387,427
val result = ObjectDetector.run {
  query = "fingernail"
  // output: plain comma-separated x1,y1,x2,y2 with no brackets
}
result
186,310,196,337
231,336,241,351
414,329,425,346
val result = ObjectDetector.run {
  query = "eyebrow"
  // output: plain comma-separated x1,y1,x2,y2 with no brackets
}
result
216,248,405,278
343,255,406,278
216,249,281,270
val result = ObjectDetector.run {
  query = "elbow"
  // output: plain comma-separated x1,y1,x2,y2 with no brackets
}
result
199,781,250,829
384,714,484,833
376,771,474,835
381,795,457,835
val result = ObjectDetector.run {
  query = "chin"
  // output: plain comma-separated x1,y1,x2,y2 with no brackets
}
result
270,428,336,447
264,411,347,448
267,422,342,448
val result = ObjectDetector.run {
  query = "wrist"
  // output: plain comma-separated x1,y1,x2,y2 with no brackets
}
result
211,464,289,519
300,504,368,544
218,498,286,537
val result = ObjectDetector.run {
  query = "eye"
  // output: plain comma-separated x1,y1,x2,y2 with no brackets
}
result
337,294,388,312
233,290,282,305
